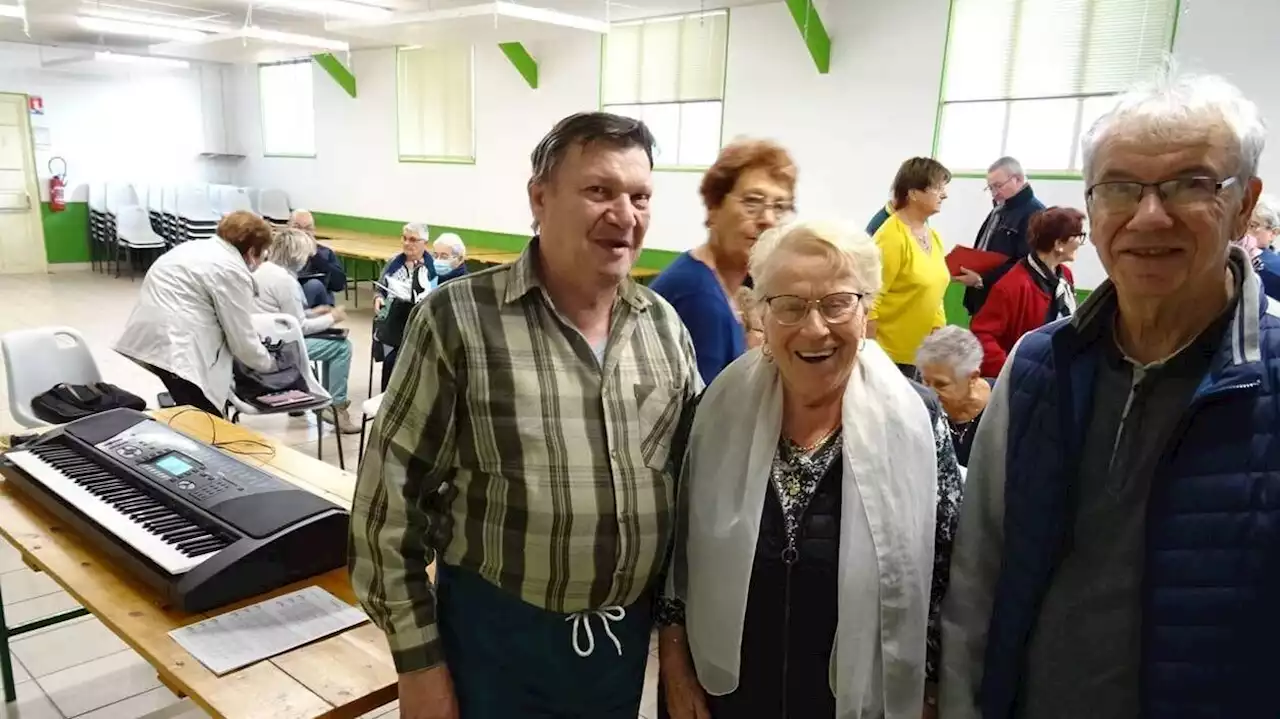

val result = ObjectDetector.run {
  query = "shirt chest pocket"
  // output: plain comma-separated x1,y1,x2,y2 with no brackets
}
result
633,383,681,474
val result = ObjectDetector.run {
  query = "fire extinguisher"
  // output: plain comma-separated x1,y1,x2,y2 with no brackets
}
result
48,157,67,213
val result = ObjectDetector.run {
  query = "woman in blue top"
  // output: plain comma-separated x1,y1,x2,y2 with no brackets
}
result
650,139,797,383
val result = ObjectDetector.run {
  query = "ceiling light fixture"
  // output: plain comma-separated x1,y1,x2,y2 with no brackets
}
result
241,26,350,52
77,16,210,43
260,0,392,21
0,4,24,19
94,51,190,70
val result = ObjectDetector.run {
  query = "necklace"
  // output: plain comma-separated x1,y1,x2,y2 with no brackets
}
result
793,425,840,454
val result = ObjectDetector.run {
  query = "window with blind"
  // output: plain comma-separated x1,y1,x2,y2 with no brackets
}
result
935,0,1177,174
603,11,728,168
259,61,316,157
397,45,474,162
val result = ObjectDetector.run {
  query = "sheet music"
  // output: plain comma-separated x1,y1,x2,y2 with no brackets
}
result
168,586,369,676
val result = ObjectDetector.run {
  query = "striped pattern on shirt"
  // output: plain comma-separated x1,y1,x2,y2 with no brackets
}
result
349,240,701,673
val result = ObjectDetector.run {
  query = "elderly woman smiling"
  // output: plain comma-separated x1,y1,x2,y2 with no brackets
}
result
659,220,963,719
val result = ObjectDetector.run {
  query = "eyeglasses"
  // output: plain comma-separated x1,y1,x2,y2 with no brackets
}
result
735,194,796,220
1085,176,1239,212
985,176,1015,194
1069,233,1088,244
765,292,863,326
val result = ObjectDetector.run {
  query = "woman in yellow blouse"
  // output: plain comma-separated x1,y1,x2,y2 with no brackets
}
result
869,157,952,377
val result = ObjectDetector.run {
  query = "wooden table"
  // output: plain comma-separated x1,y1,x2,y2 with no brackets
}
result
0,409,398,719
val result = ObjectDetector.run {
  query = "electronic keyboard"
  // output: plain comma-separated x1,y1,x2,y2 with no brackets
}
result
0,408,349,612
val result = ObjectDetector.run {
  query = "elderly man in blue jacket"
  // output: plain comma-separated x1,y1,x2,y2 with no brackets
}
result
289,209,347,308
941,72,1279,719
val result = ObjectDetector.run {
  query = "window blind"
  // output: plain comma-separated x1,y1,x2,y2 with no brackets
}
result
942,0,1177,103
603,11,728,106
259,61,315,156
397,45,474,161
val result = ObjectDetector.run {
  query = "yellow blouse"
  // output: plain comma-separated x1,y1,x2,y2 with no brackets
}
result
868,213,949,366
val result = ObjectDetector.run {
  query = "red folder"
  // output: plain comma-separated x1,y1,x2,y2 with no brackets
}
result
946,245,1008,277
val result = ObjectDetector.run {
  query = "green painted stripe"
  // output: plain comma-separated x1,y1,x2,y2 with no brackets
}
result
944,281,1092,328
783,0,831,74
43,201,90,264
313,53,357,98
498,42,539,89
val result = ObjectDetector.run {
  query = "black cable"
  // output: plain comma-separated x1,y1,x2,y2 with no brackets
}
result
164,408,277,461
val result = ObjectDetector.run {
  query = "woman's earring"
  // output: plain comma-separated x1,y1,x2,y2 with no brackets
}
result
762,344,773,359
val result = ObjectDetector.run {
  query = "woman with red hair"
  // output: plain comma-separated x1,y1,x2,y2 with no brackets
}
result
970,206,1085,377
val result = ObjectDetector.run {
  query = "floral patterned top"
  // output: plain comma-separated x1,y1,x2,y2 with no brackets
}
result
657,402,965,686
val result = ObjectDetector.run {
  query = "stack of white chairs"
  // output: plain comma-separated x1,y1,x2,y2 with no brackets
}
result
257,188,291,227
147,185,169,240
88,183,112,272
176,185,219,243
103,183,140,275
211,185,253,216
159,186,182,245
114,205,168,279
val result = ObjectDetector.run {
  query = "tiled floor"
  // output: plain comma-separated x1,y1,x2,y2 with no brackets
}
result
0,270,662,719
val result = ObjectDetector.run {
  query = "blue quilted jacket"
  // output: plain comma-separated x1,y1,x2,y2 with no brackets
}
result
978,259,1280,718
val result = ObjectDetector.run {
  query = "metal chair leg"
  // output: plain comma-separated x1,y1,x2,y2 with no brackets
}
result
333,407,346,471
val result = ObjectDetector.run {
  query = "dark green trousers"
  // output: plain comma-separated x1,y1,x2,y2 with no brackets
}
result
437,563,652,718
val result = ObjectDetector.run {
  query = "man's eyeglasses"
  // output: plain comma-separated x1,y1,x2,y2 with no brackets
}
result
736,194,796,221
1086,176,1239,212
765,292,863,326
985,176,1015,194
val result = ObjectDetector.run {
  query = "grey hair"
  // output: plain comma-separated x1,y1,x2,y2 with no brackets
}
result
402,222,429,241
266,227,316,273
1253,194,1280,232
748,219,882,308
528,112,657,231
988,156,1024,177
915,325,984,377
288,209,315,232
433,232,466,258
1082,70,1268,182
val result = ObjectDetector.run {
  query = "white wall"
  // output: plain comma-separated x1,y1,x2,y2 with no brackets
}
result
232,0,1280,290
0,42,219,202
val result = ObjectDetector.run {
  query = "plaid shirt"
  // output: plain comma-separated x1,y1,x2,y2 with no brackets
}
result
350,240,701,673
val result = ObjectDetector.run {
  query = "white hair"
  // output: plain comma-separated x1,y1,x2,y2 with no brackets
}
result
266,227,316,273
433,232,466,258
988,156,1024,177
748,219,882,307
402,222,430,241
1253,194,1280,232
1082,70,1267,182
915,325,983,377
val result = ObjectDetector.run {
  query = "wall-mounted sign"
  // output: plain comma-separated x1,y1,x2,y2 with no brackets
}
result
28,96,43,115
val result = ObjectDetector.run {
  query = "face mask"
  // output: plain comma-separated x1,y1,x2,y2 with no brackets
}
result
433,258,456,275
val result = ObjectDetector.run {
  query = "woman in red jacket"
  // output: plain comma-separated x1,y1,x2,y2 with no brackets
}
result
970,206,1085,378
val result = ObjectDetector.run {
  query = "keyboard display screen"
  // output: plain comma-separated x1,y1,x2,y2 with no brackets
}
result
153,453,195,477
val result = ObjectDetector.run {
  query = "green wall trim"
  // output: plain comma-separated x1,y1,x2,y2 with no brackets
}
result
944,283,1092,327
43,201,90,264
783,0,831,74
498,42,539,89
310,211,682,273
313,53,357,98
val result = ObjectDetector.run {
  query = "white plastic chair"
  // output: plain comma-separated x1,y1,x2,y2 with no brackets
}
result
88,183,111,272
357,393,384,462
227,314,347,470
176,185,219,242
211,185,253,216
114,205,168,279
257,188,291,225
1,327,104,428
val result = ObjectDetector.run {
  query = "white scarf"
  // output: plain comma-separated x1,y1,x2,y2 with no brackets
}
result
670,341,938,718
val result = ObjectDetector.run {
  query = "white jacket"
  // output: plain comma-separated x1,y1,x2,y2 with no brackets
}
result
115,237,274,410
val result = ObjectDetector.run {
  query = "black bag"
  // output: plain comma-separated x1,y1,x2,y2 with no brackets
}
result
232,339,308,401
373,298,414,348
31,382,146,424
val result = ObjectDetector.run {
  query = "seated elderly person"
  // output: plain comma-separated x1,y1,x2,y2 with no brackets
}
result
659,220,962,719
1243,194,1280,299
373,222,437,390
916,326,992,468
288,209,347,308
431,232,469,284
115,211,276,418
253,227,360,434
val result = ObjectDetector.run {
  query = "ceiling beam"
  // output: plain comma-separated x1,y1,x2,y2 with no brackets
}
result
498,42,538,89
313,52,357,98
784,0,830,74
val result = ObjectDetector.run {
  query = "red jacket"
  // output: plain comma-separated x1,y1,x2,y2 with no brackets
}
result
970,261,1075,377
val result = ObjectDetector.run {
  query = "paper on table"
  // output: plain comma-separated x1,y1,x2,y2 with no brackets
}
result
168,586,369,676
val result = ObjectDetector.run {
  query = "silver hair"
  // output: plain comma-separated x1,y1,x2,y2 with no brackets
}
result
433,232,466,258
288,209,314,230
748,219,882,308
988,156,1024,177
1081,71,1268,182
915,325,984,377
402,222,430,241
266,227,316,273
1253,194,1280,232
